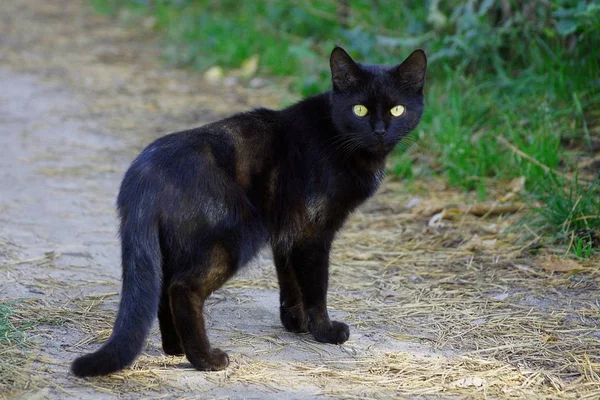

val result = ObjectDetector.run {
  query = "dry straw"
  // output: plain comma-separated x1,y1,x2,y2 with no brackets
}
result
2,184,598,399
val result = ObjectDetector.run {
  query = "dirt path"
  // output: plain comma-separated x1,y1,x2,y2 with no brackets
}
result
1,1,599,399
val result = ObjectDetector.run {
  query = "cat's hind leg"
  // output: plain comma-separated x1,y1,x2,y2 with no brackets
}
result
158,282,184,356
169,243,235,371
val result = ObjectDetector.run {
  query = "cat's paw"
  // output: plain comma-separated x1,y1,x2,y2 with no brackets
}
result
280,305,308,333
309,320,350,344
162,341,184,356
188,348,230,371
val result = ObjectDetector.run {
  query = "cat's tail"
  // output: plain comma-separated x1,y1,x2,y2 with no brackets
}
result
71,211,162,377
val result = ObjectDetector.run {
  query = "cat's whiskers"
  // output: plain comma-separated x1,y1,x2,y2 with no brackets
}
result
328,133,353,147
325,133,363,162
338,138,363,161
336,140,356,160
396,134,423,156
331,133,354,148
332,134,357,148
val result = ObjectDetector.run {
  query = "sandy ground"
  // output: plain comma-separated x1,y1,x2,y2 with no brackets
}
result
1,1,599,399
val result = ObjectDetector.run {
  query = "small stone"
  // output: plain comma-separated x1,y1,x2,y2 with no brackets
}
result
223,76,239,87
249,77,267,89
406,197,422,208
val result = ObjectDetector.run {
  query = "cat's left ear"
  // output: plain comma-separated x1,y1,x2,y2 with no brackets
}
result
392,49,427,92
330,46,364,91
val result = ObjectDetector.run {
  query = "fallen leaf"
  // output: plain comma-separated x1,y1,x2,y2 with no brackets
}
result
428,210,446,227
414,202,445,216
449,377,487,388
442,208,463,217
490,292,508,301
541,333,558,342
509,176,526,193
239,55,259,78
462,234,497,251
204,66,223,84
482,238,498,247
483,223,499,234
500,176,526,202
499,191,517,203
538,256,583,272
351,252,373,261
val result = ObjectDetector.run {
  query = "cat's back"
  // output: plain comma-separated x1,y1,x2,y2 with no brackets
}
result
201,108,281,189
120,108,281,205
146,107,279,158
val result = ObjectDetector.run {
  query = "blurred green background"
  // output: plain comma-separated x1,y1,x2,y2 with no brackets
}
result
90,0,600,257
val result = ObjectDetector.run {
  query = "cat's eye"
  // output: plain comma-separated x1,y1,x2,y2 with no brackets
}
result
390,105,406,117
352,105,368,117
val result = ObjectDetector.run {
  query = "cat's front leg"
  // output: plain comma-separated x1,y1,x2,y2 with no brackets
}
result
288,235,349,344
273,250,308,333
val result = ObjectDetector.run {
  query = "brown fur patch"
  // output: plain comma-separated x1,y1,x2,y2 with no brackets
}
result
234,145,252,188
203,145,216,165
288,203,320,242
201,244,231,296
264,166,279,208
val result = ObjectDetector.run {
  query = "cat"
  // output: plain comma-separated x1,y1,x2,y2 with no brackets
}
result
71,46,427,377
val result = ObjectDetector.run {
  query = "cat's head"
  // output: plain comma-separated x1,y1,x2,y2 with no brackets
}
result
329,47,427,158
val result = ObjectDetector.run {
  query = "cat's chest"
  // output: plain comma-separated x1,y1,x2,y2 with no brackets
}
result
307,167,383,225
335,168,383,205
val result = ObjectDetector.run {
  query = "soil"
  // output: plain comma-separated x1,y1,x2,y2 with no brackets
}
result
1,1,598,400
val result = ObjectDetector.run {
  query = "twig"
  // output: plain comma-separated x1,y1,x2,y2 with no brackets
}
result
497,136,576,182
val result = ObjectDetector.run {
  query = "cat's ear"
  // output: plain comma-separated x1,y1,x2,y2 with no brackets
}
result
330,47,364,91
393,49,427,92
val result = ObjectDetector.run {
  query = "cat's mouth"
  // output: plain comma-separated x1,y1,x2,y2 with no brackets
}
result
368,140,396,157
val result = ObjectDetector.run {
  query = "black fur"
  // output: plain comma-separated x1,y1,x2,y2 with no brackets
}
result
71,47,427,377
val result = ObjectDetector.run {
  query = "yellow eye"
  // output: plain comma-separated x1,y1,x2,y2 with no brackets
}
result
352,104,368,117
390,105,405,117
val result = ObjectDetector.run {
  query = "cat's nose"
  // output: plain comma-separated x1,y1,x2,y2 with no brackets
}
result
373,129,386,138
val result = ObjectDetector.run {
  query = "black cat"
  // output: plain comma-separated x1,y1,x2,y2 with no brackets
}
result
71,46,427,377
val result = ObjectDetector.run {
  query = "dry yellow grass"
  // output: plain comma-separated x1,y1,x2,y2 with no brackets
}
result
2,186,598,399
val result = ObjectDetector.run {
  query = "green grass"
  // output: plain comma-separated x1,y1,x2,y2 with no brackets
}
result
0,302,24,346
0,301,39,347
89,0,600,257
530,176,600,258
0,299,55,395
0,301,31,392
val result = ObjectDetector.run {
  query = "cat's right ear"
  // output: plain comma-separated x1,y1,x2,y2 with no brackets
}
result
393,49,427,92
330,47,363,91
